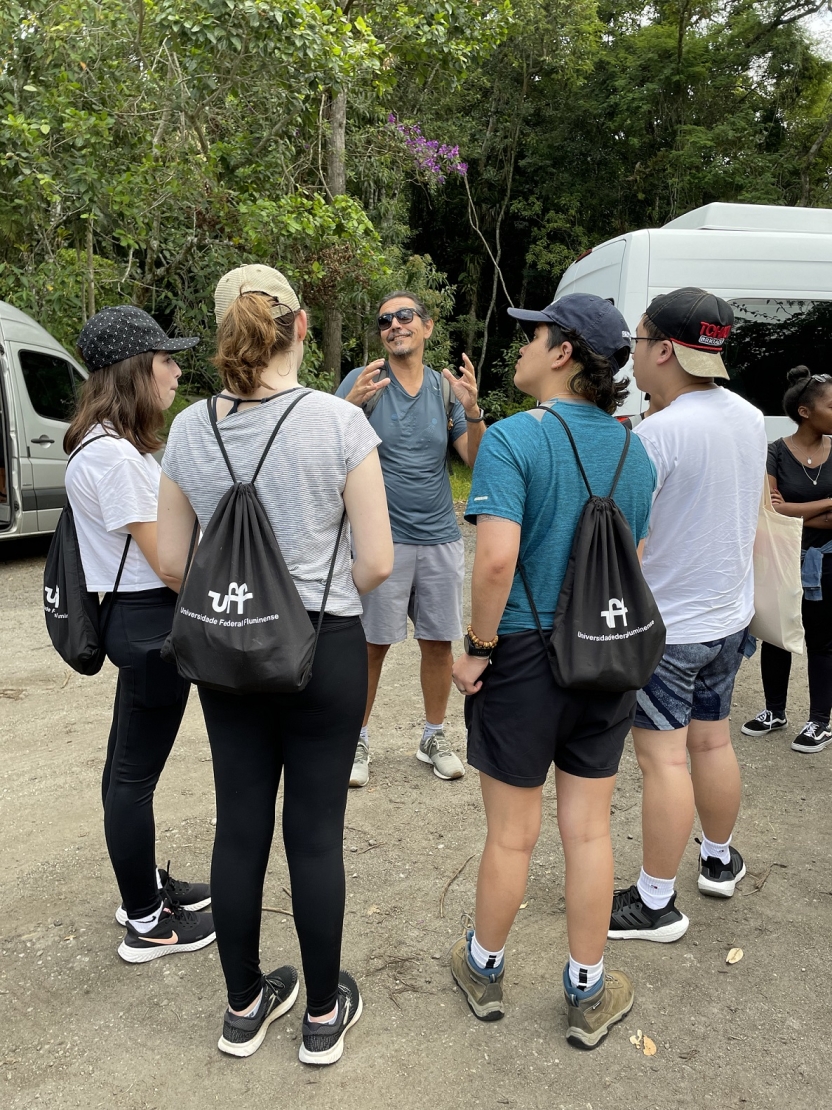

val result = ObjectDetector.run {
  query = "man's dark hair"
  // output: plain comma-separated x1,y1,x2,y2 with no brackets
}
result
376,291,431,321
546,324,629,414
641,315,670,343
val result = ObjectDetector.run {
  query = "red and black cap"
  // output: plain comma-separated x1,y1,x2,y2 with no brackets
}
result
644,287,733,379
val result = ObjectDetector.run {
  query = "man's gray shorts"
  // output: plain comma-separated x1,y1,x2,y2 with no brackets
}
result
360,539,464,645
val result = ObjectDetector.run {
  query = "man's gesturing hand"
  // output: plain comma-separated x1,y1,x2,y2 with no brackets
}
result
345,359,389,407
442,352,479,417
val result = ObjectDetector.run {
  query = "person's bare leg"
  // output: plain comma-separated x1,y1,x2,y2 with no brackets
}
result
632,726,694,879
474,774,543,951
687,718,740,844
363,642,391,727
417,639,453,723
555,769,616,965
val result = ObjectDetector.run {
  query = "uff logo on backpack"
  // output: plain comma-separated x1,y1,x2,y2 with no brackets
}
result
43,435,131,675
164,391,345,695
519,408,665,693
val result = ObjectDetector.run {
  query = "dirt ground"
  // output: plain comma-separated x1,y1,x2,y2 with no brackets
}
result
2,523,831,1110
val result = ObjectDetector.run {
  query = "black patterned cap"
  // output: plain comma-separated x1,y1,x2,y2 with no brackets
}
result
77,305,200,373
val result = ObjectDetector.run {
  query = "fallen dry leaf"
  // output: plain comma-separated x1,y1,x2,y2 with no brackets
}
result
726,947,744,964
642,1035,657,1056
630,1029,643,1048
519,902,528,909
366,904,381,916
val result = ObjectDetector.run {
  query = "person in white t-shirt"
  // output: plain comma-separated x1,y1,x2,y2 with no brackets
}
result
607,288,767,944
65,305,215,963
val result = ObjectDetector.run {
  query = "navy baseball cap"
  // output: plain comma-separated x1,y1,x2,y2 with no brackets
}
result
77,305,200,373
508,294,633,369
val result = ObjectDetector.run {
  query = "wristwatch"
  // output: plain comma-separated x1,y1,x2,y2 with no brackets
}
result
464,634,494,658
465,408,486,423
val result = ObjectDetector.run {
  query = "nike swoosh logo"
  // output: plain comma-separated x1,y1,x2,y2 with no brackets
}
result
139,931,179,945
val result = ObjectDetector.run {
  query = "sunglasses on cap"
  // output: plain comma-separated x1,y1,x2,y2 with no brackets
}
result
377,307,423,331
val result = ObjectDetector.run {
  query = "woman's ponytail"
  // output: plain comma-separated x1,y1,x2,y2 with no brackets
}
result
212,294,297,395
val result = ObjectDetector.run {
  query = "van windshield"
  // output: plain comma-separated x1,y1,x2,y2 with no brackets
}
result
723,299,832,416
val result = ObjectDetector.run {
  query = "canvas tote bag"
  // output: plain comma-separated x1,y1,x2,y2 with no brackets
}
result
749,480,804,654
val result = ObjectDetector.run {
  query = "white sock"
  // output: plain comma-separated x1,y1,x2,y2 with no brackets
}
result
127,902,164,934
309,1001,339,1026
232,990,262,1019
637,868,676,911
359,725,369,745
470,932,504,971
568,954,604,993
423,720,444,740
701,835,731,865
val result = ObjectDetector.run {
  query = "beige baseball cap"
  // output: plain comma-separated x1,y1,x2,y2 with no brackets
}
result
214,264,300,325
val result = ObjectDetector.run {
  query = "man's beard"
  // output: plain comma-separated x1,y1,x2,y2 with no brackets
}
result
386,334,419,358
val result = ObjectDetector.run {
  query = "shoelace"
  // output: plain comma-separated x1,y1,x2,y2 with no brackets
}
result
165,900,200,928
428,731,453,755
611,885,641,909
755,710,774,723
802,721,822,739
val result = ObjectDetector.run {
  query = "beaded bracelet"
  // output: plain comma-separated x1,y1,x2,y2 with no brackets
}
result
466,624,499,650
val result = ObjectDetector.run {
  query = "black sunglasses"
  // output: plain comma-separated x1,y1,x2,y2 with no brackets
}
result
377,307,421,331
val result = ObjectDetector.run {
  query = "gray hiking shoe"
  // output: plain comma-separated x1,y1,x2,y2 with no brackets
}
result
417,729,464,780
349,738,370,788
563,966,634,1050
450,930,504,1021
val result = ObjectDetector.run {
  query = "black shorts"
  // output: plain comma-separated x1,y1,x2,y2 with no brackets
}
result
465,629,637,786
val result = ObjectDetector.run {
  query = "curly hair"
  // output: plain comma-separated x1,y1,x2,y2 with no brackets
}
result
546,324,629,414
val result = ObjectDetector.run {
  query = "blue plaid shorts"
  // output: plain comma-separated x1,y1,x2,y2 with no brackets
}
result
633,628,750,731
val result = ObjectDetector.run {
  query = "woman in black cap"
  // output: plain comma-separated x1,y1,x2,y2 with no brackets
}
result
743,365,832,752
66,305,215,962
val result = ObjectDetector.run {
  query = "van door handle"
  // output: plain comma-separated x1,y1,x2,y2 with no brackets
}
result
31,435,55,445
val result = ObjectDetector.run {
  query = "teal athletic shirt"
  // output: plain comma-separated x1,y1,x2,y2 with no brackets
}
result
465,400,656,636
337,364,466,545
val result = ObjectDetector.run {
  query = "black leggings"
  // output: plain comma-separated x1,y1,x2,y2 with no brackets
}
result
198,616,367,1016
102,589,190,918
761,555,832,724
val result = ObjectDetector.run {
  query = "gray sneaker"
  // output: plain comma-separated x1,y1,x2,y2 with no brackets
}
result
417,729,465,780
450,931,504,1021
349,738,370,788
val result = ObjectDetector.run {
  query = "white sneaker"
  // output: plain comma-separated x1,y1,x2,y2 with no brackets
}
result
417,729,465,780
349,738,370,787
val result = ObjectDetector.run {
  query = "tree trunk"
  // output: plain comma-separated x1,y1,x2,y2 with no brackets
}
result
322,88,347,383
86,218,95,319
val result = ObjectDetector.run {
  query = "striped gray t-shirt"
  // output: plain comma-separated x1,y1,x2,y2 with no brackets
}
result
162,388,380,616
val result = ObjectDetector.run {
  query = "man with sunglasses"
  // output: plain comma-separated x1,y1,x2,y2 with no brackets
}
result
336,291,485,787
608,288,768,946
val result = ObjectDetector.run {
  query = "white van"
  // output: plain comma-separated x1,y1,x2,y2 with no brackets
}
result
0,300,87,541
554,202,832,438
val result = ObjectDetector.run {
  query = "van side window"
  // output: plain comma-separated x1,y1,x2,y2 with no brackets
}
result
19,350,80,422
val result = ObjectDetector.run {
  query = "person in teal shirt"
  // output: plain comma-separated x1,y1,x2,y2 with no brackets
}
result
449,294,655,1050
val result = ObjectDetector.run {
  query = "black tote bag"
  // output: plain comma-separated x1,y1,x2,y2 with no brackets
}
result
519,408,665,693
43,435,131,675
165,393,345,695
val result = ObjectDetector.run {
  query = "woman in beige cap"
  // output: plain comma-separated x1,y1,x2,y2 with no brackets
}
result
157,266,393,1065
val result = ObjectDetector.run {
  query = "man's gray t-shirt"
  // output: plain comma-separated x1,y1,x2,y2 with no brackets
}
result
336,365,466,545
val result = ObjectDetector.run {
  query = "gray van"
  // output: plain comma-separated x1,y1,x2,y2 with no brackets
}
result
0,300,87,540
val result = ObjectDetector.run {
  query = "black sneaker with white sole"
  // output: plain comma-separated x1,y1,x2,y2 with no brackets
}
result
791,720,832,753
117,902,215,964
115,864,211,926
741,710,787,737
698,846,747,898
299,970,363,1066
218,967,299,1057
608,885,689,942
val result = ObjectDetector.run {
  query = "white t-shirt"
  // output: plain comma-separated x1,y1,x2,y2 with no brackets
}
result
634,388,767,644
161,388,380,616
64,428,165,592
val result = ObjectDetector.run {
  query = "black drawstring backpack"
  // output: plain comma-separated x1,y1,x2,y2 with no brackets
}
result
518,407,665,693
163,391,345,695
43,434,132,675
